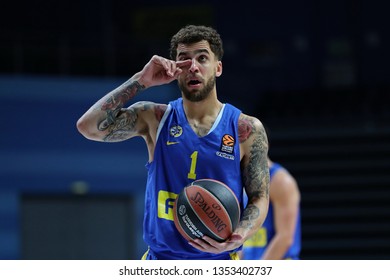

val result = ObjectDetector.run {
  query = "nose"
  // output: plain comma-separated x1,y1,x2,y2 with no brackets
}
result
189,58,199,73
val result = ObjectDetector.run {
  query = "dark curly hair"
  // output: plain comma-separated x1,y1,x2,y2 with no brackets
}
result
169,25,224,61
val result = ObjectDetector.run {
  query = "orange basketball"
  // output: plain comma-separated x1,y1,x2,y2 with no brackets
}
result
173,179,240,242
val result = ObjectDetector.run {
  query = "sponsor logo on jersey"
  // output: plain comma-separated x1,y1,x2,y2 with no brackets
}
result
166,141,180,145
157,190,178,221
216,151,235,160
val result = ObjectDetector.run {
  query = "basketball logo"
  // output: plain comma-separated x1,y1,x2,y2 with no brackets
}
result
220,134,235,155
178,205,186,215
222,134,235,146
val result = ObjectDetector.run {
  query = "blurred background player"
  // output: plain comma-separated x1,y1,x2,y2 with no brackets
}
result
240,157,301,259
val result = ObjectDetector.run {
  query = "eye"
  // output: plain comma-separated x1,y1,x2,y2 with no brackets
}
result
198,55,208,62
178,56,188,61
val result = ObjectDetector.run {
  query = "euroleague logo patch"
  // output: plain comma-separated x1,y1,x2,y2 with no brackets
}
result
216,134,235,160
178,205,186,215
220,134,235,154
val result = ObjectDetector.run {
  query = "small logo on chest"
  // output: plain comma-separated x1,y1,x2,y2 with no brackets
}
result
170,125,183,137
216,134,235,160
220,134,235,154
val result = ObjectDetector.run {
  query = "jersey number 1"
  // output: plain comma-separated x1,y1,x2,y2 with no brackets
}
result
187,151,198,179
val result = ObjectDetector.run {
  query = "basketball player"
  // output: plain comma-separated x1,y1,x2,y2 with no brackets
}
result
77,25,270,260
240,158,301,260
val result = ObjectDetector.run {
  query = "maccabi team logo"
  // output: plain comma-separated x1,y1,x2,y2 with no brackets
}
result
170,125,183,137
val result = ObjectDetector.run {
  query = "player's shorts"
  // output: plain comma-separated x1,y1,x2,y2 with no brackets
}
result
141,248,240,260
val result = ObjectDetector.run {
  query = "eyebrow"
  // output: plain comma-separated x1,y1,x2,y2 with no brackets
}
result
177,48,210,57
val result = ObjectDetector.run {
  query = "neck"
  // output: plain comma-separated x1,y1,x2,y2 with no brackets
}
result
181,94,223,137
182,94,222,122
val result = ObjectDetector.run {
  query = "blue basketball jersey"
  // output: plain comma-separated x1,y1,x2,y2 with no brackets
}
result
242,163,301,260
143,98,244,259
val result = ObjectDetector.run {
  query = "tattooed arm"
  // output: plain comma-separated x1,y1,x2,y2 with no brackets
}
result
236,114,270,241
77,55,192,143
77,77,154,142
188,114,270,254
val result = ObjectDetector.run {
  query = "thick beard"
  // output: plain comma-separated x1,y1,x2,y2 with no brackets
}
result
178,76,216,102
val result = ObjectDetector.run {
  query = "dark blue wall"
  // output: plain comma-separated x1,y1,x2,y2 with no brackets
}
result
0,75,179,259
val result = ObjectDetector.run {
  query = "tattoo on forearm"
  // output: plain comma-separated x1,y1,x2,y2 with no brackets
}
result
239,204,260,230
240,117,270,230
98,80,144,131
101,80,144,111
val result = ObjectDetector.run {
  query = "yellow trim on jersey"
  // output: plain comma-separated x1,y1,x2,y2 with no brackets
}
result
230,252,240,260
141,248,149,260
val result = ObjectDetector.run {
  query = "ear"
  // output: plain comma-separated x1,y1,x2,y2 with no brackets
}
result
215,61,222,77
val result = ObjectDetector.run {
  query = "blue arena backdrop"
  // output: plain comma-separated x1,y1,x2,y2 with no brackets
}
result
0,75,179,259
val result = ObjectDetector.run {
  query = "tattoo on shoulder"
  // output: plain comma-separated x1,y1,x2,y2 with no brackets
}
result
238,117,253,143
154,104,167,121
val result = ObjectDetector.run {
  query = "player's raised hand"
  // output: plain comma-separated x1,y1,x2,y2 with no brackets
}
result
138,55,191,88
